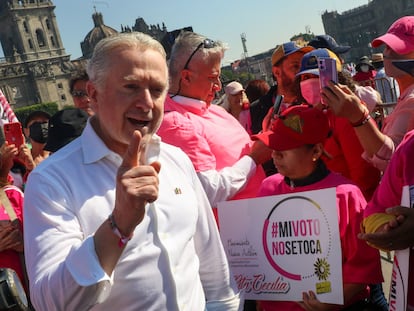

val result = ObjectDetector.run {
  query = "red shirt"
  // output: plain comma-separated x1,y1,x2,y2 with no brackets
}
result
323,111,381,201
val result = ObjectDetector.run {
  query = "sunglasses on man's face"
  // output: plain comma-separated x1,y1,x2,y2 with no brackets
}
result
183,38,216,70
71,90,88,98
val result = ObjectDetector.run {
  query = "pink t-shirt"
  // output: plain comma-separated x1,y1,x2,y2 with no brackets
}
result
365,84,414,171
258,172,383,310
0,185,24,285
158,96,265,202
364,129,414,309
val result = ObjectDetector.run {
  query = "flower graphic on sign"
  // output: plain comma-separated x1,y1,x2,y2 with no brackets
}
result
314,258,330,281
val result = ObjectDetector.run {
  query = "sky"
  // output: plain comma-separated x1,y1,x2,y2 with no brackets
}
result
3,0,371,66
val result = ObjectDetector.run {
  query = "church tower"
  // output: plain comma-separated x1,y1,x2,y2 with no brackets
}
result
0,0,74,109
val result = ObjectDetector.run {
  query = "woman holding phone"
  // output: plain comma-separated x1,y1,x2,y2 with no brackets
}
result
296,48,381,202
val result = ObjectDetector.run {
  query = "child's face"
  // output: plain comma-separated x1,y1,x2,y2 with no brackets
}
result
271,145,316,179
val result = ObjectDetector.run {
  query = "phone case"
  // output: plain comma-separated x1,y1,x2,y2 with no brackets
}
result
318,57,338,89
4,122,24,147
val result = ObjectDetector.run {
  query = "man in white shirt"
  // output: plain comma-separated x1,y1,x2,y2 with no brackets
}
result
23,32,242,311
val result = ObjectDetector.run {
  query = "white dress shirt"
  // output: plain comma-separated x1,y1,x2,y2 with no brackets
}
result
24,121,242,311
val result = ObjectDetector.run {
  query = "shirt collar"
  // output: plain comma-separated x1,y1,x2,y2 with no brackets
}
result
168,94,208,113
80,119,161,165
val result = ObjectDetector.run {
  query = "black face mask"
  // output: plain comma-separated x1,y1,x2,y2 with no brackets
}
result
29,121,49,144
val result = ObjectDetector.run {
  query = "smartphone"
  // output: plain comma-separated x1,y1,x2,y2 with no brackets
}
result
272,94,284,118
318,57,338,89
4,122,24,148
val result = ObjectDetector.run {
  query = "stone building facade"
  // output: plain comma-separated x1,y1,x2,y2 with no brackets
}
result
0,0,75,109
322,0,414,62
0,0,187,110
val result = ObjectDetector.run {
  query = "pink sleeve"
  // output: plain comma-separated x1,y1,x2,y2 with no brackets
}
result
365,130,414,217
157,111,216,172
3,186,24,223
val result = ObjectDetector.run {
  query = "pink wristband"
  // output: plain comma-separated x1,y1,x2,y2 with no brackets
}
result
108,213,133,248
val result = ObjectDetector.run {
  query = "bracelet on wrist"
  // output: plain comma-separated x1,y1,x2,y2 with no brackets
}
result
350,108,371,127
108,213,133,248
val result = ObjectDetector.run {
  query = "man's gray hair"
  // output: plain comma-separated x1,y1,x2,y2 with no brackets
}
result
168,31,227,81
87,32,167,88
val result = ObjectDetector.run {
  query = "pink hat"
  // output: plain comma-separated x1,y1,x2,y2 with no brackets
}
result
224,81,244,95
372,16,414,54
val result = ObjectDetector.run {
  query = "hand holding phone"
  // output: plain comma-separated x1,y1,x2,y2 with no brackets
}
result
318,57,338,89
4,122,24,148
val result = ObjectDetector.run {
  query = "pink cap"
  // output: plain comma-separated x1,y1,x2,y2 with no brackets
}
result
372,16,414,54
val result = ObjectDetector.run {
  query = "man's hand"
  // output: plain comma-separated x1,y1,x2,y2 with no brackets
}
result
321,81,367,123
249,140,272,165
359,206,414,250
113,130,160,237
19,144,36,171
0,223,23,252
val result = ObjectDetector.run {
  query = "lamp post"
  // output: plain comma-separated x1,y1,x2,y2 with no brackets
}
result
240,33,250,75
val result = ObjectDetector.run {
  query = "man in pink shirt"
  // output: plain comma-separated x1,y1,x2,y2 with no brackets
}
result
158,31,268,211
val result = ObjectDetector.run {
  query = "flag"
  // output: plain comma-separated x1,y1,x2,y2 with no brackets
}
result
0,89,18,127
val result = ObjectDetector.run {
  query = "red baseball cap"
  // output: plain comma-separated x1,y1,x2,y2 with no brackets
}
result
372,16,414,54
252,106,330,151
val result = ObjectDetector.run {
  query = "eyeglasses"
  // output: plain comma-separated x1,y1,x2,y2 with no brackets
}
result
183,38,216,70
170,38,216,99
71,90,88,98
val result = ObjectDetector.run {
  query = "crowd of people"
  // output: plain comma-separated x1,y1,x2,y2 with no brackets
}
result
0,14,414,311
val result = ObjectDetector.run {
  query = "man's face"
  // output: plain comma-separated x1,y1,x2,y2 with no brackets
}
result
72,80,93,116
180,52,222,105
273,52,303,93
88,47,168,155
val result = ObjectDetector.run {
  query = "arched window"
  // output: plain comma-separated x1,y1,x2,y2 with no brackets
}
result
50,36,55,47
28,39,33,49
36,29,45,47
45,19,51,30
23,21,28,33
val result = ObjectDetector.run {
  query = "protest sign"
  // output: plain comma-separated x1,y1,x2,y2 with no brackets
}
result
218,188,343,304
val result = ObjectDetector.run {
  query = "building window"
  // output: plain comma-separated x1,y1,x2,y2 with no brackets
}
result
57,82,63,89
23,21,29,33
61,94,66,101
28,39,33,49
46,19,51,30
50,36,55,47
36,29,46,47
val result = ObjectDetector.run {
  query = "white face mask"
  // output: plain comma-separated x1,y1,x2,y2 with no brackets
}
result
300,79,321,106
360,65,370,73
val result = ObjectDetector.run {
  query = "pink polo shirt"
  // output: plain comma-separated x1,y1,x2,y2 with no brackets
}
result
158,95,265,205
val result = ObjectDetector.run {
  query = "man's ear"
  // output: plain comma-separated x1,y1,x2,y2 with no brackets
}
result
272,66,281,80
180,69,191,86
86,81,98,111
